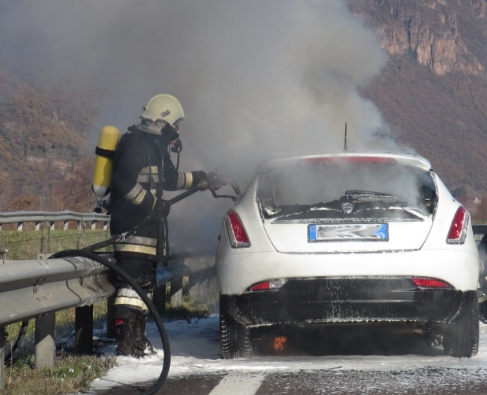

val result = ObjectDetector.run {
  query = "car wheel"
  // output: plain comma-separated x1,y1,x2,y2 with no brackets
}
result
443,297,479,358
220,300,253,359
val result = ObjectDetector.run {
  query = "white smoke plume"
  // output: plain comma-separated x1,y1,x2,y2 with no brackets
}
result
0,0,389,252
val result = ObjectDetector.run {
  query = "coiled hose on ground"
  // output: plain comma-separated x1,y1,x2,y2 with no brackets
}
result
50,249,171,395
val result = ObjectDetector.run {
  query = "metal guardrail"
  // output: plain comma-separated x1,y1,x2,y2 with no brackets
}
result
0,210,111,261
0,210,218,389
0,210,110,231
0,253,210,389
0,256,114,327
0,254,114,388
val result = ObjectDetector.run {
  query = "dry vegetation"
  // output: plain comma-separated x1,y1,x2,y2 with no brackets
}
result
0,67,99,213
363,56,487,192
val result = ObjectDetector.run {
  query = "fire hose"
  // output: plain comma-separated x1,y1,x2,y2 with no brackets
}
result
4,173,240,394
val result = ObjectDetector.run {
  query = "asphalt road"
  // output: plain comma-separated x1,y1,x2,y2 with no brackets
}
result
91,368,487,395
89,323,487,395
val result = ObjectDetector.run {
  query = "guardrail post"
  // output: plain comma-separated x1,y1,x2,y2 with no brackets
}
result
187,256,216,303
153,284,166,316
64,221,68,231
189,269,207,301
77,222,81,250
106,296,115,338
170,278,183,306
35,312,55,368
0,326,5,390
17,222,22,232
75,305,93,355
0,231,5,264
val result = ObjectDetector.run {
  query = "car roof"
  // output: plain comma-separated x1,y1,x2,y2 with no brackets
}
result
261,152,433,172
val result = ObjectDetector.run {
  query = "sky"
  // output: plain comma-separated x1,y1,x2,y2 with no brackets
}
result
0,0,393,251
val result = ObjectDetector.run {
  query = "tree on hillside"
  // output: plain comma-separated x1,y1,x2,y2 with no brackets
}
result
52,156,97,213
0,171,12,211
7,194,38,211
0,67,100,199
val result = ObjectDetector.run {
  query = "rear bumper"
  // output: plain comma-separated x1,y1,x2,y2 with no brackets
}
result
221,278,476,327
217,249,480,294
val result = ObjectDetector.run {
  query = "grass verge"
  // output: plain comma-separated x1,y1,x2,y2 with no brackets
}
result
3,355,116,395
163,294,212,322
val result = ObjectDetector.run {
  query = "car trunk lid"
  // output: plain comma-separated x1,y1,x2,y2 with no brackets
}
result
257,156,438,253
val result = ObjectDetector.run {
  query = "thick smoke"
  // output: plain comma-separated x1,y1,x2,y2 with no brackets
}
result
0,0,390,253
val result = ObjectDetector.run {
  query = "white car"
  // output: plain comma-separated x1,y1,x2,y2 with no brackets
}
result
216,152,480,359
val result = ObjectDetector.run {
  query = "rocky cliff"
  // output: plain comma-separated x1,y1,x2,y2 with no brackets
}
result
350,0,485,76
348,0,487,196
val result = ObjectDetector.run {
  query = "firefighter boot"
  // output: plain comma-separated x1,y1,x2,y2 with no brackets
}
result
114,318,146,358
131,315,155,355
139,316,156,354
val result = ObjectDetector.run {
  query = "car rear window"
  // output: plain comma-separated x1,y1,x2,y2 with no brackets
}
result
256,159,438,222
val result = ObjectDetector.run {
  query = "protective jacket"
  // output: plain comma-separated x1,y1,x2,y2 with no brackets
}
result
109,125,194,260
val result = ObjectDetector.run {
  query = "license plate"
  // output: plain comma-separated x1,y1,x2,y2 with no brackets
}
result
308,224,389,242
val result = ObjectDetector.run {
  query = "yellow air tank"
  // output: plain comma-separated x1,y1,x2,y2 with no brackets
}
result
92,126,120,197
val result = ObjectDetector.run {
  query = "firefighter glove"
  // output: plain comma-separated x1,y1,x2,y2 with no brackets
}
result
191,171,208,188
207,171,228,190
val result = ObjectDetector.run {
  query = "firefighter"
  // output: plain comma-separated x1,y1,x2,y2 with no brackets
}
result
109,94,207,357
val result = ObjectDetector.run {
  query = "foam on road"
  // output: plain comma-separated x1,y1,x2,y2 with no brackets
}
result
90,317,487,391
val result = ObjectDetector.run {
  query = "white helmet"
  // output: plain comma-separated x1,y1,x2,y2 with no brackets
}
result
141,94,185,126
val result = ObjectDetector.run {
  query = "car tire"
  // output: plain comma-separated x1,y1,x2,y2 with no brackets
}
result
443,297,479,358
220,300,253,359
238,325,253,358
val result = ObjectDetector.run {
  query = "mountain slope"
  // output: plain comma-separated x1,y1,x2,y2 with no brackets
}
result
349,0,487,192
0,68,98,204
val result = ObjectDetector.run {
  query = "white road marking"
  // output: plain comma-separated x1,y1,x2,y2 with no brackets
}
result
209,372,266,395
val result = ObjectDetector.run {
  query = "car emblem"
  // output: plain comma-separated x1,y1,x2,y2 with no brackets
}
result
341,202,354,214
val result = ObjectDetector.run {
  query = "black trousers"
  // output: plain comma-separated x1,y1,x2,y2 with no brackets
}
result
113,252,157,320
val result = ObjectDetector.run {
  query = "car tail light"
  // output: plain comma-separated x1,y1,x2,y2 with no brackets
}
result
446,206,470,244
225,211,250,248
250,282,270,291
249,279,287,292
411,278,449,288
